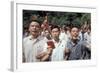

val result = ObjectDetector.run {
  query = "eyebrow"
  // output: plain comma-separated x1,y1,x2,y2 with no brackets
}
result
52,30,59,32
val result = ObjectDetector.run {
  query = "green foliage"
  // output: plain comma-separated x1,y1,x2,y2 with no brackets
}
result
23,10,91,27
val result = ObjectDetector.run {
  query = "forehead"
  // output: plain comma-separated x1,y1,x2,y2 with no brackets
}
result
51,28,59,32
30,21,40,26
71,27,78,31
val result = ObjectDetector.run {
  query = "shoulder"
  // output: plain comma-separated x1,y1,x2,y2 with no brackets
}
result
23,35,31,42
66,38,71,45
77,40,83,45
38,36,48,42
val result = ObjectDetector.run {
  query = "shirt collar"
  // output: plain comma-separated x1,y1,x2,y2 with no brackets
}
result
29,35,43,41
69,38,80,46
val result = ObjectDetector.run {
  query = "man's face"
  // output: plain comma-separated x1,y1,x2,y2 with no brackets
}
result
71,27,79,39
29,21,40,37
51,28,60,39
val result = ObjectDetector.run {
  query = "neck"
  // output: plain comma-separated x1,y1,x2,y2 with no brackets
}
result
71,37,78,44
31,35,39,39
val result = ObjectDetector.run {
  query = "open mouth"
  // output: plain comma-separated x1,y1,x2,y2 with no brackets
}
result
32,30,36,32
32,29,37,32
32,30,38,33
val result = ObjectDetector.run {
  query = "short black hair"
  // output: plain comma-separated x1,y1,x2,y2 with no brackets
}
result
71,25,80,29
70,25,79,32
27,20,41,29
28,20,41,25
51,25,60,31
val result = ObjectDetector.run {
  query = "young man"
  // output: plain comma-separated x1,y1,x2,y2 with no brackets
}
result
41,25,69,61
23,20,47,62
66,26,91,60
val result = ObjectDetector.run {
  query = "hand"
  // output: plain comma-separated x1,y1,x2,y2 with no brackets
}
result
36,52,47,59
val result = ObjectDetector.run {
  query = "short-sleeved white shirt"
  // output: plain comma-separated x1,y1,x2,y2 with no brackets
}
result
50,39,67,61
23,35,47,62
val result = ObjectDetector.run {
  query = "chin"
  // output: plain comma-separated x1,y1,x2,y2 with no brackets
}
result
72,37,77,40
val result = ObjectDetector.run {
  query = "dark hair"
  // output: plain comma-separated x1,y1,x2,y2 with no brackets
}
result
27,20,41,29
70,25,79,32
51,25,60,31
28,20,41,25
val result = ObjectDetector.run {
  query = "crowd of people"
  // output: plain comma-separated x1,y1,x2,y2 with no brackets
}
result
22,18,91,62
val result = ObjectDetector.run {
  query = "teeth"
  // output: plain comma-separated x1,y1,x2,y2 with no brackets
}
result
32,30,36,32
32,31,37,32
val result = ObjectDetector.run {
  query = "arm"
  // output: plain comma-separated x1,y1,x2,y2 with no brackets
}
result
82,41,91,51
40,48,53,61
36,52,47,59
64,48,70,60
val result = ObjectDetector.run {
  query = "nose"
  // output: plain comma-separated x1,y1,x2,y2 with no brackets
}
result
33,26,37,29
74,32,78,36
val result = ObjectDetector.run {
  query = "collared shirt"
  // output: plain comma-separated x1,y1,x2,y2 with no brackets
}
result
23,35,47,62
44,38,66,61
50,39,66,61
66,38,91,60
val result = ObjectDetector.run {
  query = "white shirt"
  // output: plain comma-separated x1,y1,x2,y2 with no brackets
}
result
59,32,69,44
51,39,66,61
23,35,47,62
84,32,91,49
84,32,91,43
